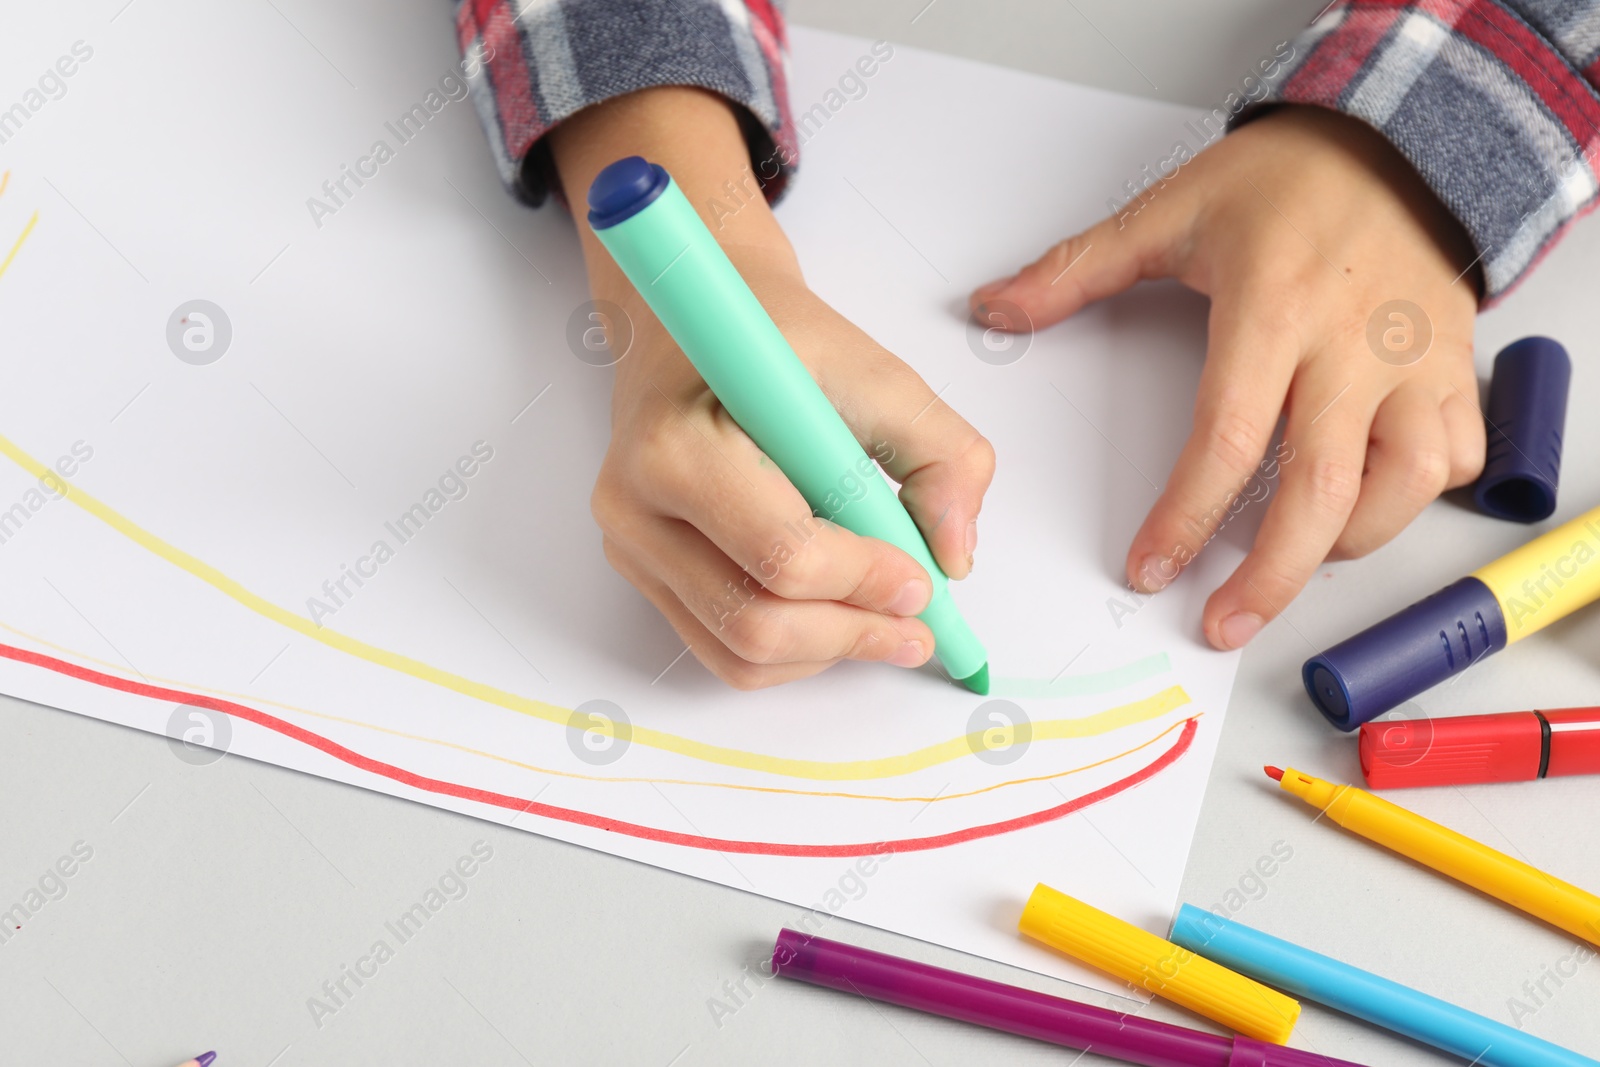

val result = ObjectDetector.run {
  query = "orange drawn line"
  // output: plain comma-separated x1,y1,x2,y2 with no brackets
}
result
0,635,1200,857
0,618,1197,805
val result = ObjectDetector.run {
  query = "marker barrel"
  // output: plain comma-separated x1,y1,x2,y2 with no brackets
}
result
772,929,1366,1067
1281,769,1600,948
1472,505,1600,644
1019,883,1301,1044
1171,907,1600,1067
586,158,986,682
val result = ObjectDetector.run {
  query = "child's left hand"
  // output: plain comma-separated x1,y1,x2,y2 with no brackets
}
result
971,105,1485,651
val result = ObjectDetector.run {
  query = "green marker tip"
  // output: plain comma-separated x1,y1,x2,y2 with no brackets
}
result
959,662,990,695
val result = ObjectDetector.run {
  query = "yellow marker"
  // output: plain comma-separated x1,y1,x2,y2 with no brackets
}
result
0,211,38,282
1268,766,1600,947
1018,883,1301,1043
1472,504,1600,641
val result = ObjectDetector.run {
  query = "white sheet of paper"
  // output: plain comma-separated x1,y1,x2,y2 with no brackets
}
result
0,8,1247,995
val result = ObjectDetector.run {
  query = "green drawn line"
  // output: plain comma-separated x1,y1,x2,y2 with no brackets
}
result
991,652,1171,699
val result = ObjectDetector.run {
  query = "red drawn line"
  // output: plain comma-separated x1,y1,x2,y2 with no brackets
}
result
0,640,1197,857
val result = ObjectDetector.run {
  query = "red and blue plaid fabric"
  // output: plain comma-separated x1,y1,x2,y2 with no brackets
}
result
451,0,795,208
456,0,1600,303
1257,0,1600,303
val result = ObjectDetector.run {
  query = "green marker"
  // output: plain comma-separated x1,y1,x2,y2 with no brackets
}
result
586,157,989,693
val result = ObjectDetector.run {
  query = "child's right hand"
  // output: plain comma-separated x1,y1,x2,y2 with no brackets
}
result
551,87,993,689
593,243,993,689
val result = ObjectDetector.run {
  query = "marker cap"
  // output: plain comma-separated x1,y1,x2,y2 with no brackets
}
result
1358,711,1545,788
1474,336,1570,523
1302,577,1507,730
1018,883,1301,1044
1359,707,1600,788
586,155,670,229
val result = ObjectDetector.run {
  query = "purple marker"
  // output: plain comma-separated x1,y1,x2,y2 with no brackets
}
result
770,929,1369,1067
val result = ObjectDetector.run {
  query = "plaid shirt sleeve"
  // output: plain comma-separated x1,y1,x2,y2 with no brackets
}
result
451,0,797,209
1252,0,1600,305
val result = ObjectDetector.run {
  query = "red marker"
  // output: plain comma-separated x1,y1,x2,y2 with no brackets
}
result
1358,707,1600,789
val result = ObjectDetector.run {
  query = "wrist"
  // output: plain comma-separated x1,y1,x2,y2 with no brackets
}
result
551,85,796,272
1256,106,1480,297
552,87,805,407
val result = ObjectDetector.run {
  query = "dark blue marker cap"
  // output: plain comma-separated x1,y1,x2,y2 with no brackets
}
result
1474,336,1570,523
1303,576,1508,730
587,156,669,230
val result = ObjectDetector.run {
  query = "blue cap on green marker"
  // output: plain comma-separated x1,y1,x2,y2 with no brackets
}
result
587,157,989,693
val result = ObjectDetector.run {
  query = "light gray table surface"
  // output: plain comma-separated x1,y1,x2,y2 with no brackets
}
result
5,2,1599,1064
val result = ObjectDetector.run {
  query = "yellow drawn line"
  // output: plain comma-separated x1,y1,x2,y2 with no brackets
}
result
0,617,1198,804
0,238,1185,780
0,171,11,198
0,428,1186,779
0,211,38,282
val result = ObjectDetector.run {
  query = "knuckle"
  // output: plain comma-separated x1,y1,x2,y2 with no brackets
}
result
636,443,692,502
1449,436,1486,487
625,416,697,496
590,477,636,542
854,547,914,606
598,534,627,573
721,604,793,665
712,656,776,691
627,410,678,465
1281,270,1329,325
1317,302,1365,349
1303,454,1363,517
590,471,653,549
1202,406,1269,473
959,431,998,488
1038,234,1089,279
759,541,824,599
1248,559,1311,604
589,476,620,532
1330,527,1380,561
840,625,892,663
1242,292,1308,350
1397,447,1451,503
844,620,921,662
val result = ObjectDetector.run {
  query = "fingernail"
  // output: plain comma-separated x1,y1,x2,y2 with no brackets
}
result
889,640,928,668
973,274,1017,301
1218,612,1264,649
887,578,931,616
1133,553,1169,592
965,520,979,557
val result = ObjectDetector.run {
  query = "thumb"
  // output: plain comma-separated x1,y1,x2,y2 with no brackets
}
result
970,198,1190,331
818,337,996,582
